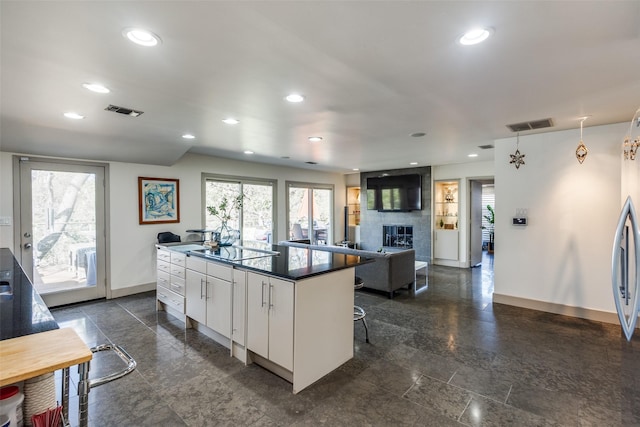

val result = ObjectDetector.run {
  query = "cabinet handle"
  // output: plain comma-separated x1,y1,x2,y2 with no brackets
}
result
158,292,166,299
200,278,205,299
269,283,274,309
206,281,210,300
261,281,266,307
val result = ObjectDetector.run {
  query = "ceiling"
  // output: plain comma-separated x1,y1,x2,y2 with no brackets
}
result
2,1,640,173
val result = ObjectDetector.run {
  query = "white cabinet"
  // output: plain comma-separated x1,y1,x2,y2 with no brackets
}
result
434,230,459,260
185,256,232,339
434,180,460,264
185,269,207,325
232,269,246,345
156,248,185,315
246,272,294,371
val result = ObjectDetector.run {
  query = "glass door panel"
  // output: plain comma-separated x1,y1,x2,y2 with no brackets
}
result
242,183,273,244
18,158,106,306
312,188,332,244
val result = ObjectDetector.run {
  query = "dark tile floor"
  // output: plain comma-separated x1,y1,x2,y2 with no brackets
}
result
51,252,640,426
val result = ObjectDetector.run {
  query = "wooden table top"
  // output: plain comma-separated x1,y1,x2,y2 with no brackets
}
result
0,328,92,387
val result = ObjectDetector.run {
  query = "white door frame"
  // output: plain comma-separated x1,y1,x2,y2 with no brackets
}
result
13,155,110,306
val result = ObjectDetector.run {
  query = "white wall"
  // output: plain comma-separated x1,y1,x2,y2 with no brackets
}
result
0,152,346,292
494,122,627,315
432,160,494,267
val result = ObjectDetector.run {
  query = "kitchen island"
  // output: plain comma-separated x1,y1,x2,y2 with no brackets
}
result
156,243,370,393
0,248,93,426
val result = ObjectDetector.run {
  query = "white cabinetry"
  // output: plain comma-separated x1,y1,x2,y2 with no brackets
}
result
232,269,246,346
434,180,460,265
156,248,185,316
246,272,294,371
185,256,232,339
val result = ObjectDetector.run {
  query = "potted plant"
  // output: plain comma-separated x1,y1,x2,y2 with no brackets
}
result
483,204,495,253
206,194,243,246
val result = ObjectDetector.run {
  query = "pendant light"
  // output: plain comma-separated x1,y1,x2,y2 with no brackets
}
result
509,132,526,169
576,117,588,164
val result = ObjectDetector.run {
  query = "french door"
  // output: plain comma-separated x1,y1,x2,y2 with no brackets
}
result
15,157,107,307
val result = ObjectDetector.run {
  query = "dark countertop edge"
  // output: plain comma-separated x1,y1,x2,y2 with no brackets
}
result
185,246,373,281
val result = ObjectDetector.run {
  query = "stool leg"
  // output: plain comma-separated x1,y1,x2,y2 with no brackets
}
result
361,318,370,343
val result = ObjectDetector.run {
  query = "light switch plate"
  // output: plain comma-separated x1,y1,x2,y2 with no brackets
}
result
0,217,12,226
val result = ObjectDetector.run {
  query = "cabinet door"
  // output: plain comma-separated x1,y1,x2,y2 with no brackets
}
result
206,276,232,338
246,272,269,359
232,269,246,345
185,270,207,325
268,277,294,371
434,230,459,260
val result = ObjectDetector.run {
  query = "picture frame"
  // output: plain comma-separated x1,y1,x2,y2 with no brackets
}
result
138,177,180,224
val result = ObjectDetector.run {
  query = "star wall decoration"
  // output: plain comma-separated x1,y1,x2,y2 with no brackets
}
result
509,149,525,169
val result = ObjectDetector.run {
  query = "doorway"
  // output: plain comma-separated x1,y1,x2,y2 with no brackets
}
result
469,178,494,267
14,156,108,307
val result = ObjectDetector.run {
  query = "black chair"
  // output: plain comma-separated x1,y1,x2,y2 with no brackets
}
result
157,232,181,244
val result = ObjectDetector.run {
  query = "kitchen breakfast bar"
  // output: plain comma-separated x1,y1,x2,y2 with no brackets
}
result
156,243,371,394
0,248,93,426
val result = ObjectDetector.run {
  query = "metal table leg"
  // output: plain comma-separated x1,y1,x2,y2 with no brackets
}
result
77,361,91,427
61,367,70,424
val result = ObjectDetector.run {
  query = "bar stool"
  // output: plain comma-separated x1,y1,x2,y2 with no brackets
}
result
354,276,370,343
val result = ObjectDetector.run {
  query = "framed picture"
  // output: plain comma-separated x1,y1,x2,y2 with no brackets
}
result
138,177,180,224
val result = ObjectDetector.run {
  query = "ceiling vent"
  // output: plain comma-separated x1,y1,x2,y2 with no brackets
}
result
305,161,318,165
506,118,553,132
105,104,144,117
478,144,494,150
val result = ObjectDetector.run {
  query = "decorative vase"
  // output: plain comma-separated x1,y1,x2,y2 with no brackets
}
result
217,224,238,246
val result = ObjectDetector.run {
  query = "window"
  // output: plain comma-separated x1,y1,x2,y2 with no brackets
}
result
204,175,275,245
287,182,333,245
481,184,495,244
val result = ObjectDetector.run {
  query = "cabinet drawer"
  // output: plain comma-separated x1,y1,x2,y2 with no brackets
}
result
186,255,207,274
207,261,232,281
171,252,186,267
157,285,185,313
157,260,171,274
169,275,186,296
157,249,171,263
157,270,170,288
170,266,186,279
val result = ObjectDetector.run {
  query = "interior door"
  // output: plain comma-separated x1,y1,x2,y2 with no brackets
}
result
469,180,483,266
16,157,106,307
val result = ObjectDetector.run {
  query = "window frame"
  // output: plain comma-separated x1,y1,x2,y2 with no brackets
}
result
202,173,277,244
285,180,334,245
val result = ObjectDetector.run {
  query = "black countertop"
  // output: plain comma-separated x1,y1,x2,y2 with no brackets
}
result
186,244,371,280
0,248,59,340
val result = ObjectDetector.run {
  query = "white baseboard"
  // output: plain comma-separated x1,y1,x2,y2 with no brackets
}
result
110,282,155,299
493,293,635,327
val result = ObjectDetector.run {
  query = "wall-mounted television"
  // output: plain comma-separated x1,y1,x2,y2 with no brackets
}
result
366,174,422,212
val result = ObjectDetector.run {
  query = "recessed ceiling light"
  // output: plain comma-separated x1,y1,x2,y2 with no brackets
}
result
244,150,254,155
410,132,426,138
123,28,161,47
222,118,239,125
352,168,360,171
82,83,110,94
182,134,195,140
410,162,418,165
285,94,304,103
468,153,479,157
458,27,492,45
63,112,85,120
308,136,323,142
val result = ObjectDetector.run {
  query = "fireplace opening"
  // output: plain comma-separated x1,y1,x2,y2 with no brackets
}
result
383,225,413,249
